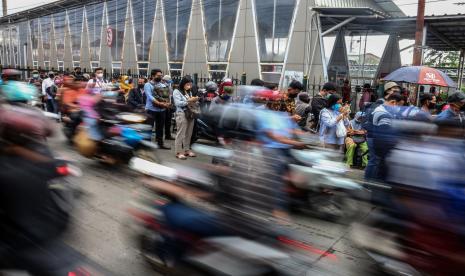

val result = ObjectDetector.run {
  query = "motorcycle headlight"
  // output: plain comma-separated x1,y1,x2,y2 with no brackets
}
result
117,113,147,123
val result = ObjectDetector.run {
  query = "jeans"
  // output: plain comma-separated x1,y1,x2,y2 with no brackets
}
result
364,137,379,180
146,110,166,145
159,202,225,261
165,108,173,137
46,99,57,113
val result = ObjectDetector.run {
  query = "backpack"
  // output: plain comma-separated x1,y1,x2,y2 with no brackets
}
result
46,84,58,99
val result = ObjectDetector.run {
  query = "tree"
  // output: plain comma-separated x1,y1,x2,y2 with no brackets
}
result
424,50,460,68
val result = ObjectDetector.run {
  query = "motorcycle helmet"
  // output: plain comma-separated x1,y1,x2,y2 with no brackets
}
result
1,80,38,103
205,81,218,93
2,69,22,81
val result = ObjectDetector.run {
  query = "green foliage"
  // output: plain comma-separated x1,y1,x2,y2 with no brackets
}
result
424,50,460,68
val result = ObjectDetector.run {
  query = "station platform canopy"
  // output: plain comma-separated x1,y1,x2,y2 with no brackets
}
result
316,7,465,52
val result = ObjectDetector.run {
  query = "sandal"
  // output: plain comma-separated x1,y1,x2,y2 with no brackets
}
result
176,153,187,160
185,151,196,157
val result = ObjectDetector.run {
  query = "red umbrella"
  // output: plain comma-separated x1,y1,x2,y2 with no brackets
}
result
384,66,457,88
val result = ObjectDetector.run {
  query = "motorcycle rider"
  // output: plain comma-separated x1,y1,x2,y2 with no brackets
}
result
60,75,86,141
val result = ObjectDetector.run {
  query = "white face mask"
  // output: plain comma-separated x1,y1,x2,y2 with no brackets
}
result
96,73,104,79
32,74,39,78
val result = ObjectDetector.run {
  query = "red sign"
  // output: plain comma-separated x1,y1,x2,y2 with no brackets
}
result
106,27,113,47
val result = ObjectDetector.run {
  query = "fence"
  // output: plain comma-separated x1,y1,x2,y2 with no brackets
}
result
6,66,330,96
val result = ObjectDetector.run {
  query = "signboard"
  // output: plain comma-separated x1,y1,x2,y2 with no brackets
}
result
106,27,113,47
283,70,303,88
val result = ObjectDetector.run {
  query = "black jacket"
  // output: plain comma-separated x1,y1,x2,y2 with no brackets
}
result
311,94,327,126
127,88,146,109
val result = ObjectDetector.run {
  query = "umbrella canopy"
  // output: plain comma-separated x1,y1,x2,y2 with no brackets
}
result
384,66,457,88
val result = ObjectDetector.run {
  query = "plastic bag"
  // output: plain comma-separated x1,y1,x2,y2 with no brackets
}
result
336,120,347,138
73,127,97,158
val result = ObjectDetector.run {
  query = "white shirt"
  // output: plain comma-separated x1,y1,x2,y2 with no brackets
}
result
86,78,110,92
41,77,54,97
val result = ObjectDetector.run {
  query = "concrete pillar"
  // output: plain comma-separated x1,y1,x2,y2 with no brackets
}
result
63,12,74,71
149,0,169,74
283,0,325,87
375,34,401,81
228,0,260,82
99,3,113,73
80,9,92,72
326,29,349,83
122,0,138,74
183,0,209,76
37,21,45,69
49,19,58,70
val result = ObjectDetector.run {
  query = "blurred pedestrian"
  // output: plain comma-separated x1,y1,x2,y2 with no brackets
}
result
319,94,350,150
42,71,58,113
127,78,146,110
295,92,311,131
358,83,373,110
173,76,199,159
145,69,171,149
72,66,84,81
162,75,175,140
435,92,465,125
311,82,336,132
364,81,400,180
342,79,351,103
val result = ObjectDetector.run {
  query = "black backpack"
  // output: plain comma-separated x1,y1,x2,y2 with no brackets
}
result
46,84,58,99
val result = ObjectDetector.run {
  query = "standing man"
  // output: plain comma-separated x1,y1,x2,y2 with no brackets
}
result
342,79,351,104
72,67,83,81
86,67,110,92
145,69,171,149
311,82,336,132
162,75,175,140
364,81,400,180
127,78,146,110
42,71,58,113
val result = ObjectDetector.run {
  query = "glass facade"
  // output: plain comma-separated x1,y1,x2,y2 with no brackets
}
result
107,0,127,61
18,22,28,67
86,3,104,62
203,0,240,62
256,0,296,63
164,0,192,62
53,11,66,62
40,16,52,62
68,7,84,61
29,19,40,62
132,0,156,62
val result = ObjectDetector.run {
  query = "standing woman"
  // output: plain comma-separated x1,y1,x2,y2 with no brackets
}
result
319,94,350,150
173,76,199,159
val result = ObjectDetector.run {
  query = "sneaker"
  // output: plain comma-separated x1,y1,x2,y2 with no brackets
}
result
176,153,187,160
185,151,196,157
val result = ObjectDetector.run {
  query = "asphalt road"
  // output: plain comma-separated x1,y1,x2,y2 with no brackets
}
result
48,124,378,276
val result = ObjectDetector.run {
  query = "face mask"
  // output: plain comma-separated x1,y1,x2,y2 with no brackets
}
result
221,94,231,101
76,71,81,75
332,103,342,111
96,73,104,79
33,74,39,78
386,105,400,114
428,102,436,109
125,80,129,84
138,84,144,89
49,75,55,79
326,94,331,99
154,77,162,82
288,93,298,99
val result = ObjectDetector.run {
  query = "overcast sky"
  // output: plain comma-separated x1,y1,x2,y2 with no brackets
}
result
5,0,465,65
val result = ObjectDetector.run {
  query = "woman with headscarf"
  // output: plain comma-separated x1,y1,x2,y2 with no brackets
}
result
319,94,350,150
345,111,369,167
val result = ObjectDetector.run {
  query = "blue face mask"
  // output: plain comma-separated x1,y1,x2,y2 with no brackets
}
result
221,94,231,101
332,103,342,112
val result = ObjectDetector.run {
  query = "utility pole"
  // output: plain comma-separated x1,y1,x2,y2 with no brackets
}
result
412,0,425,65
2,0,6,16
